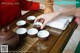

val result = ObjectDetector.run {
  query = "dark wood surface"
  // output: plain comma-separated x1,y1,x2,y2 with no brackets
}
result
49,21,77,53
4,10,77,53
28,18,77,53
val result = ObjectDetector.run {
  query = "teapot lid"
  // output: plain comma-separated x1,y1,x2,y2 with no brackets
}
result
0,26,15,40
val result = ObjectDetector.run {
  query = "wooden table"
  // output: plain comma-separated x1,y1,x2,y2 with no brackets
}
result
8,10,77,53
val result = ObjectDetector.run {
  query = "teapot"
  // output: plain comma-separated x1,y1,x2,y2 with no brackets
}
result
0,26,20,50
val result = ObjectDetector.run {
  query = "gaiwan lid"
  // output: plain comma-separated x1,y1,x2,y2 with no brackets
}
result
0,27,15,40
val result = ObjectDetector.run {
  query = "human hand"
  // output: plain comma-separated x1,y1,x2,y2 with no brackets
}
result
34,12,60,29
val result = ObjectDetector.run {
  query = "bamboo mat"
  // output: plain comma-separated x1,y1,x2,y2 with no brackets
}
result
9,26,39,53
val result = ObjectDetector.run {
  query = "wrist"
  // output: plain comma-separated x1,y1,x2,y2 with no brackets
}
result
56,11,61,16
57,10,63,16
52,11,61,17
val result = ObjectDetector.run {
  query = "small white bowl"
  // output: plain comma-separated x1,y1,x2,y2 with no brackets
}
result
16,28,27,36
27,16,36,23
27,28,38,38
27,16,36,20
16,20,26,27
37,30,49,40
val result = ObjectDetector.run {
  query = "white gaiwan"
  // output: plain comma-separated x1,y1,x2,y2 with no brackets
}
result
27,28,38,38
37,30,50,40
16,20,26,28
27,16,36,23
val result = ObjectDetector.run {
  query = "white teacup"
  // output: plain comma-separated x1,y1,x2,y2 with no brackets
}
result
16,20,26,28
27,16,36,23
37,30,50,40
27,28,38,38
33,22,42,30
16,28,27,38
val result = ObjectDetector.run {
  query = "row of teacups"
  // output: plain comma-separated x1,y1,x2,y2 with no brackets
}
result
16,28,50,40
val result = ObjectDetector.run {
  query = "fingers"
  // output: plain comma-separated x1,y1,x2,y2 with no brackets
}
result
35,18,46,29
41,21,47,29
34,15,44,23
34,15,47,29
34,17,40,23
34,18,37,23
34,17,47,29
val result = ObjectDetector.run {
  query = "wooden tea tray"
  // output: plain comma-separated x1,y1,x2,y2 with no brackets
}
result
7,10,77,53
